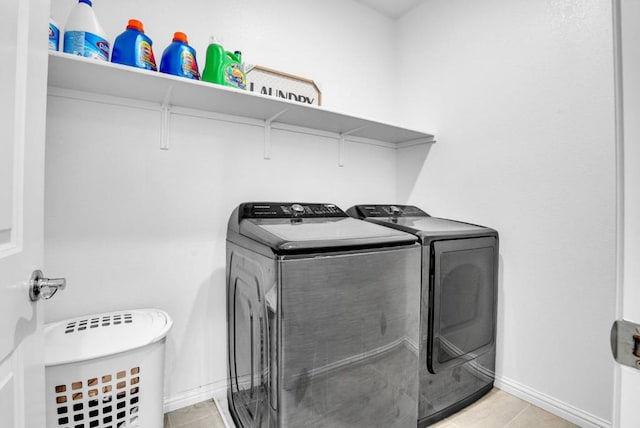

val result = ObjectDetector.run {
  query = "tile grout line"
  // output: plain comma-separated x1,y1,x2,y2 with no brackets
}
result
503,403,532,428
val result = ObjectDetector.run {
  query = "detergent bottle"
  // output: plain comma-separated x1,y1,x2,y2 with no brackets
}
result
159,32,200,80
221,50,246,89
202,37,246,89
201,36,224,84
49,17,60,51
233,50,246,87
111,19,157,71
63,0,109,61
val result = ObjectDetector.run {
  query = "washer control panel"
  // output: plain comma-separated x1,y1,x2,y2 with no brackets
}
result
351,204,429,218
241,203,347,218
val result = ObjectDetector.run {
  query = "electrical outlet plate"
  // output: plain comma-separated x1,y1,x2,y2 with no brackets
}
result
611,319,640,370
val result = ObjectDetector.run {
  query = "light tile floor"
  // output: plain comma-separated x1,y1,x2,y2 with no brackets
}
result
163,388,577,428
431,389,577,428
164,399,226,428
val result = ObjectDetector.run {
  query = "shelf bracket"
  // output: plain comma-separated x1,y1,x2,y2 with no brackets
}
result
160,86,174,150
338,126,366,167
264,109,287,160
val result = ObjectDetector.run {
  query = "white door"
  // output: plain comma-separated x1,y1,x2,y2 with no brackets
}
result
615,0,640,427
0,0,50,426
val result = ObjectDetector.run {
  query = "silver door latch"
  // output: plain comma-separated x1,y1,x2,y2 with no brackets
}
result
29,269,66,301
611,319,640,370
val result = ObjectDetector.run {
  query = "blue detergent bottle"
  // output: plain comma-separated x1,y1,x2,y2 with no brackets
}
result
49,17,60,51
159,32,200,80
111,19,157,71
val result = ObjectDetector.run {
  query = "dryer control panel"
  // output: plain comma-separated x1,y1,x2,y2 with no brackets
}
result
240,202,347,219
349,205,429,218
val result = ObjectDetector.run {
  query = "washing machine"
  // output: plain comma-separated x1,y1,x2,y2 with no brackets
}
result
347,204,499,427
226,202,422,428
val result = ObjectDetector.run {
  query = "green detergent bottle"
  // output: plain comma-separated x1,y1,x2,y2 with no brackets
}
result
202,36,246,89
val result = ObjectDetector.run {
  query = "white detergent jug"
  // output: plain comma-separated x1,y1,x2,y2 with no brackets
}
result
63,0,109,61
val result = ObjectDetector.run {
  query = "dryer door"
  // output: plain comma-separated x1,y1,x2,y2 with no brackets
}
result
428,237,497,374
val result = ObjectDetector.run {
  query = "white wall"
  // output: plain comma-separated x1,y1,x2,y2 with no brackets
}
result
45,0,399,409
396,0,616,425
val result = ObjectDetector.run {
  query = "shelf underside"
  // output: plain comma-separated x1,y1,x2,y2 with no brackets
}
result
48,52,434,146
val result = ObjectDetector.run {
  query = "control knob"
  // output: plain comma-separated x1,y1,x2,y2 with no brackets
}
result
290,204,305,217
390,205,402,223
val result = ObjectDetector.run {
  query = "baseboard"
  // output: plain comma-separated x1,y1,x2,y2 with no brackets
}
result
495,375,611,428
163,378,228,413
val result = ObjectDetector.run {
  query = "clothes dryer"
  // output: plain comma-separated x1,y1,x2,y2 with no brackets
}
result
226,202,421,427
347,205,499,427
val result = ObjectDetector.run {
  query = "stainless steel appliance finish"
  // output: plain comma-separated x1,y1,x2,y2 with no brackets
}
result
347,204,499,427
226,202,421,427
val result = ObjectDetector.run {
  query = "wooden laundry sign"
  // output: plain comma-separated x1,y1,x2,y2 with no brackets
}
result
246,65,322,106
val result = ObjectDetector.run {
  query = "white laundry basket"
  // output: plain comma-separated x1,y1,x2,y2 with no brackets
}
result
44,309,172,428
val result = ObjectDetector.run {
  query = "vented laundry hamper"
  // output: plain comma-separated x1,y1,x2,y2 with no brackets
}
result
44,309,172,428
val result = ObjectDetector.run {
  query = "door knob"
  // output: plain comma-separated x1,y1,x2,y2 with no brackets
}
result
29,269,66,301
610,319,640,370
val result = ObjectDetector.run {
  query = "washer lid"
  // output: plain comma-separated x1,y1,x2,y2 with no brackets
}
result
232,202,417,251
389,216,488,235
348,204,491,236
44,309,173,367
